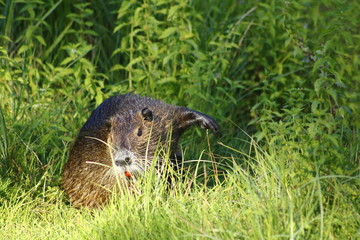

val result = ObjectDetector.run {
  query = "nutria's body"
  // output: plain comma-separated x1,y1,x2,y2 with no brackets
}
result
62,94,219,208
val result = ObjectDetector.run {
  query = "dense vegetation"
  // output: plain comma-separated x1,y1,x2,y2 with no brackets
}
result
0,0,359,239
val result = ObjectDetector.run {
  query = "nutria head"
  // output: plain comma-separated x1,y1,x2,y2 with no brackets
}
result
62,94,219,207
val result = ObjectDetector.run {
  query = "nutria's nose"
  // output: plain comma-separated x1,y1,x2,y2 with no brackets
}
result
115,158,132,166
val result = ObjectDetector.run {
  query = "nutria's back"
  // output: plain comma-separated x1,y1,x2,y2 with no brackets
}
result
62,94,219,208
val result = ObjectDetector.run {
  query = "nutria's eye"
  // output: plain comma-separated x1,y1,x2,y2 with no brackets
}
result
141,107,153,122
137,128,142,136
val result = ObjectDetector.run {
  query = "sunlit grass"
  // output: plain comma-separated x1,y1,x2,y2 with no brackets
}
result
0,138,358,239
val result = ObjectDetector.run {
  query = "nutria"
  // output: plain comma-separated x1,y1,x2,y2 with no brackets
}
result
62,94,219,208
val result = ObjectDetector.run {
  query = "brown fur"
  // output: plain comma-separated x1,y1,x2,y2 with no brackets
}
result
62,94,219,208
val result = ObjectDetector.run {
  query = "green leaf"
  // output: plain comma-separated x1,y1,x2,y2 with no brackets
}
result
35,35,46,46
159,27,178,39
110,64,126,72
127,57,143,68
162,51,178,65
60,57,74,66
95,88,103,106
314,78,324,94
113,23,129,33
157,77,177,84
117,1,133,19
168,5,180,20
311,100,319,113
18,45,29,54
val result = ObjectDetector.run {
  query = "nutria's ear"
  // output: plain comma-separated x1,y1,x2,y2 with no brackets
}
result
178,108,220,135
104,118,112,129
141,107,153,122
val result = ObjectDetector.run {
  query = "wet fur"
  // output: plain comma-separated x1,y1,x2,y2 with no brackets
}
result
62,94,219,208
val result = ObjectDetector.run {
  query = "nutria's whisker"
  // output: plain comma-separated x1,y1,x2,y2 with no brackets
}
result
85,161,111,168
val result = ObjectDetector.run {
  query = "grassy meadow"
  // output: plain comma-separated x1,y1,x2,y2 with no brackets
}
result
0,0,359,239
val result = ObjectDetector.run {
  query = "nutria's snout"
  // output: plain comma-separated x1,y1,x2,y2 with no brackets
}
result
112,149,142,175
113,150,134,166
114,157,131,167
62,93,220,208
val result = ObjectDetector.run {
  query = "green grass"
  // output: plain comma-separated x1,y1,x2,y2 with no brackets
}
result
0,140,358,239
0,0,359,239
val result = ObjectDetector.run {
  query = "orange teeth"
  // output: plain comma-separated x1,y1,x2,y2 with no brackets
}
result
124,171,132,179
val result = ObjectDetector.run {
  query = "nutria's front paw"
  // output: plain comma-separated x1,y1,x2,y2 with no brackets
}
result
191,110,220,135
180,109,220,135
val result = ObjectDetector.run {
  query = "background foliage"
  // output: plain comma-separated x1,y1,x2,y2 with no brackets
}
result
0,0,359,239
